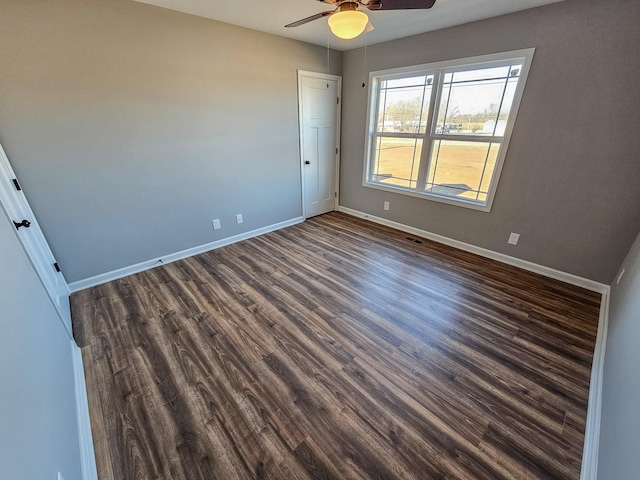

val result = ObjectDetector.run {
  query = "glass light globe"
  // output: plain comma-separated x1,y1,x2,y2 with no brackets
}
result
328,10,369,40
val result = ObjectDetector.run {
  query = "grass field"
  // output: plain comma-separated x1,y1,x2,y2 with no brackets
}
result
373,138,498,202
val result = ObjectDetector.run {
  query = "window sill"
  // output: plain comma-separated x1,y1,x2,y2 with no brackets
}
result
362,181,493,212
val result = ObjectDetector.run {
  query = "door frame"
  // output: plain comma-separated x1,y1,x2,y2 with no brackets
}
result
297,70,342,219
0,142,72,338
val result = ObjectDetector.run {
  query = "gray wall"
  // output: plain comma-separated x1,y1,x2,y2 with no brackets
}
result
340,0,640,284
0,206,82,479
597,231,640,478
0,0,341,283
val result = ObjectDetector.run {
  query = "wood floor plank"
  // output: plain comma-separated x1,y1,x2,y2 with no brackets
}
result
71,212,600,479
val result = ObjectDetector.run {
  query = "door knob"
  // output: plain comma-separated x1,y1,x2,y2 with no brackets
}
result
305,161,311,165
13,219,31,230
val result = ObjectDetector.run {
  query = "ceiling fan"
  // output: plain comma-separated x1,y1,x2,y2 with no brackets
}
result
285,0,437,40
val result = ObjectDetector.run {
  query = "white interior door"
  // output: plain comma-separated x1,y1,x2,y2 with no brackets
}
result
298,71,341,218
0,141,72,337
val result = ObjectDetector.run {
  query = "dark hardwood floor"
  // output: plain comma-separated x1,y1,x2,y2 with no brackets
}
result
71,212,601,480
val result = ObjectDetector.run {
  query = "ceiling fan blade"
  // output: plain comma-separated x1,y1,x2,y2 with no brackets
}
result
364,0,436,10
285,10,333,28
315,0,340,4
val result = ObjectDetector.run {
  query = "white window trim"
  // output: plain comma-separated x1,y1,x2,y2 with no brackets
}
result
362,48,535,212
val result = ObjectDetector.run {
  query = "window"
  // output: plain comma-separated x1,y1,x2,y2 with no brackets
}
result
364,49,535,211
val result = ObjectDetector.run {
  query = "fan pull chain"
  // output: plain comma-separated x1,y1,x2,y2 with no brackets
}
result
326,30,331,87
362,42,368,88
362,30,368,88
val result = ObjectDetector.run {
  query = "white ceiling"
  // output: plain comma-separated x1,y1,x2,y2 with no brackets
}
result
133,0,564,51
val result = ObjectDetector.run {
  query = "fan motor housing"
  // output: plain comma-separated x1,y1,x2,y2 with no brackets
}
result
336,2,360,12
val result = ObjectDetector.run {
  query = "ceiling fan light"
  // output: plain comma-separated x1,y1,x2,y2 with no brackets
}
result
328,10,369,40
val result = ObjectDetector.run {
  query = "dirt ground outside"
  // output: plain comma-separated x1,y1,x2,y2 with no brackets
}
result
373,138,499,202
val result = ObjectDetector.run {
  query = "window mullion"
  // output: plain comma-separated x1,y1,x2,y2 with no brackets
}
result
375,132,426,139
415,71,441,192
476,142,494,201
431,135,503,143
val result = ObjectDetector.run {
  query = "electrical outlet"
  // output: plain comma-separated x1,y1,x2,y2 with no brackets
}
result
212,219,221,230
384,201,390,211
508,233,520,245
236,214,243,224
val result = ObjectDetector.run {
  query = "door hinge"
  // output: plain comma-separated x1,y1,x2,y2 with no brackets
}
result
12,178,21,191
337,97,340,105
336,148,338,154
334,192,337,198
53,262,61,273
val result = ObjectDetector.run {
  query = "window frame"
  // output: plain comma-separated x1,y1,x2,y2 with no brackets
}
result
363,49,535,212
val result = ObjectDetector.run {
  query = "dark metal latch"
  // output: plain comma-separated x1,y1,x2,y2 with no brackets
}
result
13,219,31,230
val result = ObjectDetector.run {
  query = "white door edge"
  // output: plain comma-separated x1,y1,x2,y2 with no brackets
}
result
0,142,72,339
297,70,342,219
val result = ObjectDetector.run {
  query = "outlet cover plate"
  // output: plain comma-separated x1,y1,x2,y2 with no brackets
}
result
508,233,520,245
236,214,243,224
212,219,221,230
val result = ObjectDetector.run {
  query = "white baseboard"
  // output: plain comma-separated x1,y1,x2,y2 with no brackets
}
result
580,289,609,480
338,206,609,294
72,341,98,480
68,216,304,292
